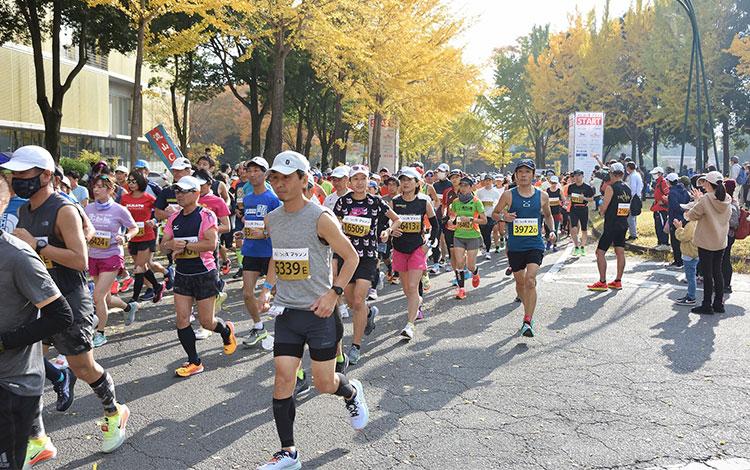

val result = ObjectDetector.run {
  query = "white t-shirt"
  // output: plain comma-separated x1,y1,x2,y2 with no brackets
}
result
475,187,501,217
323,190,350,210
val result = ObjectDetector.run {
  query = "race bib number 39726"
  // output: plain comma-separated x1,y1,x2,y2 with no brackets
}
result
273,248,311,281
513,218,539,237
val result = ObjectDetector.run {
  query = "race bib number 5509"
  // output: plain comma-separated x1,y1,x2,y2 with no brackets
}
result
273,248,311,281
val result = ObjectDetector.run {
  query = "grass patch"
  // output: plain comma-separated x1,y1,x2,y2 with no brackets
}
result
590,199,749,273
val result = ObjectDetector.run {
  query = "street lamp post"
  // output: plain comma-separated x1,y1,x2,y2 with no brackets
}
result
676,0,720,175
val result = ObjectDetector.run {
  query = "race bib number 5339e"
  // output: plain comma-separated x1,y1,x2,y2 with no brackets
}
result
513,218,539,237
273,248,311,281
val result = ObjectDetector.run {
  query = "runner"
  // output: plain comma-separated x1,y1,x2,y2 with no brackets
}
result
3,145,130,457
121,171,166,303
587,163,632,291
568,169,594,257
333,164,401,364
0,176,74,470
545,175,564,252
256,151,369,469
492,174,507,253
322,165,350,210
476,174,501,260
441,169,462,277
84,174,140,347
160,176,237,377
390,167,439,341
492,159,556,337
448,176,487,299
235,157,280,349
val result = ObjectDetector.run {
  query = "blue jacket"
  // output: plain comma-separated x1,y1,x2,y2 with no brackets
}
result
668,183,690,224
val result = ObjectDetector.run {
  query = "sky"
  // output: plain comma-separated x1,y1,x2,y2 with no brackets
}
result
449,0,633,83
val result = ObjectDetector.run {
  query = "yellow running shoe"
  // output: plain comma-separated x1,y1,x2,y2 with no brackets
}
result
223,321,237,355
175,362,205,377
23,435,57,469
100,404,130,453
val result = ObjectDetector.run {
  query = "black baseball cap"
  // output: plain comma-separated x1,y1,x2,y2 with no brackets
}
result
573,169,584,176
514,159,535,172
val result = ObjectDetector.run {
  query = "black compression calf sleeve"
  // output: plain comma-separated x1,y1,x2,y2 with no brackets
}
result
177,326,200,364
90,371,117,414
273,397,296,448
132,272,145,300
334,372,355,399
213,317,230,342
144,269,159,289
428,216,440,245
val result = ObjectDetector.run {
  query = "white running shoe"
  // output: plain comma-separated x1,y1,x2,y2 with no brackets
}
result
338,304,350,318
257,450,301,470
345,379,369,430
400,322,415,341
194,328,212,340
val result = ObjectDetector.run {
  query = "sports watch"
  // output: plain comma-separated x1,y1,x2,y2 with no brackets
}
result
331,285,344,296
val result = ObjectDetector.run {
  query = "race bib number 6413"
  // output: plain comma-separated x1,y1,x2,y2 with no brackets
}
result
273,248,311,281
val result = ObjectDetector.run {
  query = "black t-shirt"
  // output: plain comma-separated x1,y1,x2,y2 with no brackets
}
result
334,193,391,259
546,188,562,215
155,186,177,211
569,183,594,207
391,195,427,254
433,179,453,196
604,181,632,231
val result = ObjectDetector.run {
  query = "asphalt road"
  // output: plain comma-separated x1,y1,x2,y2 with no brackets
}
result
38,240,750,470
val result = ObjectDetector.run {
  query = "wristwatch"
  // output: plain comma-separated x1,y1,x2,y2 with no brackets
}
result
35,238,48,254
331,285,344,296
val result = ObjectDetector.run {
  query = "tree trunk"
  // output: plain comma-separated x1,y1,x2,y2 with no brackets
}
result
295,106,304,152
331,93,344,166
370,111,382,170
652,124,659,169
170,54,192,155
129,12,146,167
266,26,287,159
702,136,709,170
721,116,730,175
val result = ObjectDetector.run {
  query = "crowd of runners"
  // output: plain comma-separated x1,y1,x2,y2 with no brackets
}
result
0,145,745,469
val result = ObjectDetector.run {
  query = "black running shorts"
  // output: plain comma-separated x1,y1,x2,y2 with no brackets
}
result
597,227,627,252
507,249,544,273
173,269,221,301
273,308,344,362
569,206,589,230
242,256,270,276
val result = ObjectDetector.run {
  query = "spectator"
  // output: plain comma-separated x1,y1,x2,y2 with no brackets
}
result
673,215,698,306
685,171,731,315
667,173,690,268
650,167,671,251
723,179,740,293
729,156,741,181
737,161,749,209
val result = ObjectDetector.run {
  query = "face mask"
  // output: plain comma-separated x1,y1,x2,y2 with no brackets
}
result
458,192,473,204
437,171,447,180
12,173,43,199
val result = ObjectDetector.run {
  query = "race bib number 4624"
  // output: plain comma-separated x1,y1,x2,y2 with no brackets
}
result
273,248,311,281
513,218,539,237
89,230,111,249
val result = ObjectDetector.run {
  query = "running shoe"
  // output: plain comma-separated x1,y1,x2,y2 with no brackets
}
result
367,288,378,301
545,240,551,252
485,253,491,260
499,238,506,250
365,306,378,336
141,288,155,301
232,268,243,279
505,267,513,276
348,345,361,365
23,435,57,469
100,404,130,453
257,450,301,470
338,304,350,318
444,264,453,273
464,271,471,280
607,280,623,290
456,287,466,299
335,353,349,374
429,263,440,274
451,278,458,287
580,247,586,256
294,372,311,398
691,305,714,315
713,304,726,314
345,379,369,430
472,272,480,288
674,296,696,306
175,362,204,377
215,291,228,312
119,276,134,293
494,246,501,254
552,246,558,253
93,331,108,348
165,266,175,290
53,367,77,412
422,273,431,292
378,271,385,290
520,321,535,338
194,327,212,340
110,280,120,295
400,322,415,341
587,281,609,292
221,259,231,275
124,302,139,326
223,321,237,355
243,328,269,348
152,281,166,303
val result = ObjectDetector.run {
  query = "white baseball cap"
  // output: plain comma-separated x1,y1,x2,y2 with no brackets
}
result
611,162,625,174
398,167,422,181
705,171,723,185
666,173,679,182
330,165,350,179
60,175,72,188
247,156,270,171
170,157,192,171
173,175,201,192
650,166,664,175
437,163,449,172
114,165,129,174
550,175,560,183
1,145,55,172
349,164,370,178
269,151,310,175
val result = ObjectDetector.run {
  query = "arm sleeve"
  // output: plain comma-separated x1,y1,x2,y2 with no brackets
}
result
1,296,73,350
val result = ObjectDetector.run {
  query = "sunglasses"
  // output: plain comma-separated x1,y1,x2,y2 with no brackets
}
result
127,178,137,183
174,188,197,194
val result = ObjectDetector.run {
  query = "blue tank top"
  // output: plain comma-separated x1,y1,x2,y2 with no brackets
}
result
507,187,545,252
